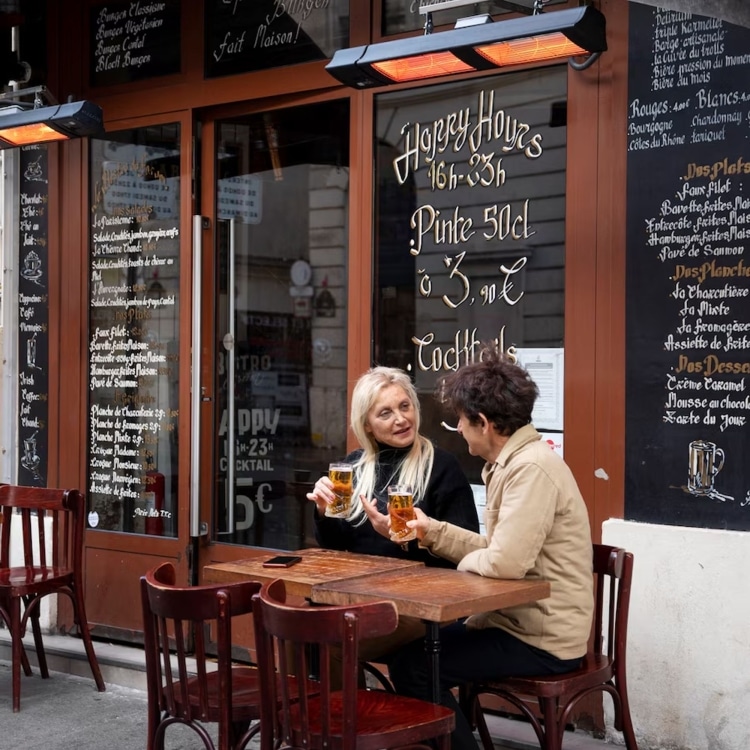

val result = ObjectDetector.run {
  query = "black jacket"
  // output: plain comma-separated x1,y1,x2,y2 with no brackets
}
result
314,444,479,568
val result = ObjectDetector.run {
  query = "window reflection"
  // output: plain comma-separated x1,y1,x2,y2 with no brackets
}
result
214,100,350,550
374,68,568,483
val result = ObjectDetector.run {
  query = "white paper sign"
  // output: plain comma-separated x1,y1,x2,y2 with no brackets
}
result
515,348,564,431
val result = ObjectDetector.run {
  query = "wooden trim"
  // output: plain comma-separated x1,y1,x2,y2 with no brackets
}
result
352,0,373,46
346,90,375,452
564,57,601,537
592,0,629,535
561,0,629,540
58,139,87,493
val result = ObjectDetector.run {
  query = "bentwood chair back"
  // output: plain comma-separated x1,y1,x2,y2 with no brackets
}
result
0,484,105,711
141,562,262,750
252,578,455,750
466,544,638,750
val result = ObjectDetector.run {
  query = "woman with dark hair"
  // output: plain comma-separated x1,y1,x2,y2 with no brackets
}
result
387,348,594,750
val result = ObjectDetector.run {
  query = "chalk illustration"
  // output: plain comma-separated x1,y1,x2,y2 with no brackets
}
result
686,439,733,502
24,154,46,183
21,249,44,285
26,331,40,370
21,431,43,482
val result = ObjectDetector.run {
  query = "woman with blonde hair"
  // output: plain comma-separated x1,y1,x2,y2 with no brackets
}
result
308,365,478,566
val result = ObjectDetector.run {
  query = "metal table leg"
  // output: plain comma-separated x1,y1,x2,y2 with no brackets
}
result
424,620,441,704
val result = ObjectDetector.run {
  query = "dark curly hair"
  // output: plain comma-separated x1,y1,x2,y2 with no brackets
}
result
436,346,539,437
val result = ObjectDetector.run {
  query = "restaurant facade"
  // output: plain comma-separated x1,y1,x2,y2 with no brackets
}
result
1,1,749,748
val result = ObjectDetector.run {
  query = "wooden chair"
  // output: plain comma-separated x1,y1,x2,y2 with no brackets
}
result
0,484,105,712
141,562,266,750
465,544,638,750
252,578,455,750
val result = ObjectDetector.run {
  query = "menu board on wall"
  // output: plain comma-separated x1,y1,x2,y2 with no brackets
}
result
88,127,181,535
625,4,750,529
204,0,344,77
90,0,180,87
17,145,50,487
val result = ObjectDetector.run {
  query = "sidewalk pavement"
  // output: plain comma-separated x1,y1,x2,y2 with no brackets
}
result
0,635,607,750
0,661,219,750
0,633,255,750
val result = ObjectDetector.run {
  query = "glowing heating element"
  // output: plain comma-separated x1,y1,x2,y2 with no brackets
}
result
475,32,587,67
0,122,68,146
372,51,475,82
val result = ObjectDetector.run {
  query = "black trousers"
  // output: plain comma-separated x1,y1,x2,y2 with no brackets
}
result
386,622,582,750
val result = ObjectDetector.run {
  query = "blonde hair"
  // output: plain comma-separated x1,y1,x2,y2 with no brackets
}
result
346,367,434,525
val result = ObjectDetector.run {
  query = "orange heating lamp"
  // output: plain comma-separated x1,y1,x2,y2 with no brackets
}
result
0,98,104,148
326,5,607,89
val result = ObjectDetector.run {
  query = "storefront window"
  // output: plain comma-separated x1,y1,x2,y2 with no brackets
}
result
87,124,181,536
381,0,567,37
205,0,349,77
213,100,350,550
374,67,568,485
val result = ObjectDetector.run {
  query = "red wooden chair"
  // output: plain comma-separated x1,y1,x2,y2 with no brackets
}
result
0,484,105,711
465,544,638,750
141,562,267,750
252,578,455,750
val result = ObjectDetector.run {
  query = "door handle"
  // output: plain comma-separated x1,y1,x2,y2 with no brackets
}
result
190,215,205,538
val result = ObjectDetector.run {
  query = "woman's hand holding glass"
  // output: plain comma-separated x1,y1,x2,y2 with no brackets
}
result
306,477,335,516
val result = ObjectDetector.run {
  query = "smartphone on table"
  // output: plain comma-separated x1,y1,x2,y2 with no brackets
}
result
262,555,303,568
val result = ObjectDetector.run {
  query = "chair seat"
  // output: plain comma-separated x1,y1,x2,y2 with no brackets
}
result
171,666,263,722
0,566,74,595
484,653,613,699
173,667,319,723
287,689,455,750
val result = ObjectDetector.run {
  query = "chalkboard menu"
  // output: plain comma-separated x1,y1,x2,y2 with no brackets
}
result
17,145,50,487
625,4,750,529
87,124,181,535
90,0,180,87
204,0,348,78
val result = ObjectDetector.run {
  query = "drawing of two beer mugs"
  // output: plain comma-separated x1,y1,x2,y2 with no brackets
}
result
328,462,416,541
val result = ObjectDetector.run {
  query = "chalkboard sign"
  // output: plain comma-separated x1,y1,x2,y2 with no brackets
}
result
17,145,50,487
204,0,348,78
625,4,750,529
90,0,180,87
87,124,181,536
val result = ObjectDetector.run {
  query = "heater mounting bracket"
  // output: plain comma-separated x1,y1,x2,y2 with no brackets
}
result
0,84,58,109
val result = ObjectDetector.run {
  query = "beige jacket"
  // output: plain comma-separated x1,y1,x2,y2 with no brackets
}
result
420,425,593,660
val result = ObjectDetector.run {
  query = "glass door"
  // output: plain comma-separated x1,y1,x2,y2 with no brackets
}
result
198,99,351,574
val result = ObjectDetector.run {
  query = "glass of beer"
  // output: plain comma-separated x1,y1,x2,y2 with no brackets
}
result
327,462,353,517
387,484,416,542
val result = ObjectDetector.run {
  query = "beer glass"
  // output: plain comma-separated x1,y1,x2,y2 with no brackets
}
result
327,463,353,517
387,484,416,542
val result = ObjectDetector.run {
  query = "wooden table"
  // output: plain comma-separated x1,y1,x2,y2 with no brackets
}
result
311,566,551,703
203,547,424,599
